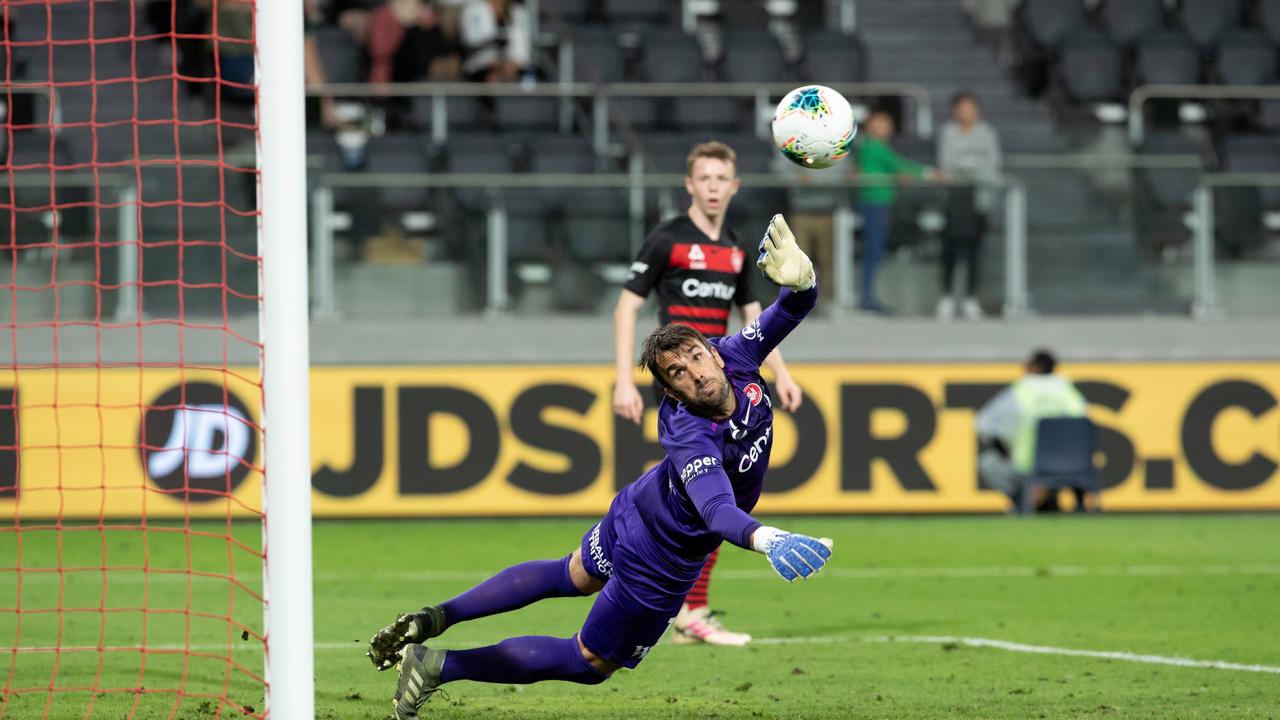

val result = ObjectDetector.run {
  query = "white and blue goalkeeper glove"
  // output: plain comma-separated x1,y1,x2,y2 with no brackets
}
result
752,526,834,582
756,214,816,291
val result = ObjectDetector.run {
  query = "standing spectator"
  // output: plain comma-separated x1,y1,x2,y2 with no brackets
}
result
937,91,1002,321
460,0,531,82
975,349,1090,512
855,110,937,315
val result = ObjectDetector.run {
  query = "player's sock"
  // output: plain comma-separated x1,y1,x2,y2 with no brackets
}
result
684,547,719,610
439,555,582,626
439,635,607,685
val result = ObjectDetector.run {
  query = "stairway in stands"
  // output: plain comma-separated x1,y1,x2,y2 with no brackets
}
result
855,0,1180,314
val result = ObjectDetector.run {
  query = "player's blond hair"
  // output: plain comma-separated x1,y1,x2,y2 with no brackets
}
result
685,141,737,177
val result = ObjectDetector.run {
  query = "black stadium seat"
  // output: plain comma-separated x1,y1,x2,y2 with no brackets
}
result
1178,0,1244,49
1134,30,1201,85
311,26,362,85
573,35,626,82
640,30,705,83
1215,30,1279,86
601,0,671,26
802,31,866,84
1100,0,1165,48
1260,0,1280,45
1057,30,1125,102
722,32,788,83
1018,0,1088,50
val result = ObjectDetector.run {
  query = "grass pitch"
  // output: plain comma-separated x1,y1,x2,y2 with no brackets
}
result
2,514,1279,718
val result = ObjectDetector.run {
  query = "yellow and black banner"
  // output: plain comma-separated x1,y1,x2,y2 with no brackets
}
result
3,363,1279,518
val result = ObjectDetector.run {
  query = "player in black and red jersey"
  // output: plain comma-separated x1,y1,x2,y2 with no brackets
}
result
612,140,803,647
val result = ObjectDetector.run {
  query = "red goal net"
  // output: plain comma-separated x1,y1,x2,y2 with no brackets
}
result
2,1,271,717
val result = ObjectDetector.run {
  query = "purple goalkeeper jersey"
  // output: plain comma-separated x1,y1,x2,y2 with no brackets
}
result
620,285,817,566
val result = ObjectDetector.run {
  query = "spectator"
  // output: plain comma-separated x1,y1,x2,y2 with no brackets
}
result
936,91,1002,321
197,0,255,97
854,110,938,315
367,0,451,84
772,152,854,308
975,349,1090,512
304,0,340,128
460,0,532,82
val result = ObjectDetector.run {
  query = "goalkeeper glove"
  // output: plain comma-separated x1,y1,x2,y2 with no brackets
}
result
756,214,816,291
751,526,834,582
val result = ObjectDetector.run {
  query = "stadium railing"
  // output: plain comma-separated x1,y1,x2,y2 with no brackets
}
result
309,171,1018,319
1128,84,1280,146
307,81,937,148
1190,172,1280,318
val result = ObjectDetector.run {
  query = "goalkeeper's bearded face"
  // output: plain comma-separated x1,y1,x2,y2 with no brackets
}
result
658,341,733,417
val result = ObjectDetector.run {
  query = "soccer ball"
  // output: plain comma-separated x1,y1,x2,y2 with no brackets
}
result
771,85,857,169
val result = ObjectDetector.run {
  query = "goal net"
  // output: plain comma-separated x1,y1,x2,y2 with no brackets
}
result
1,1,311,717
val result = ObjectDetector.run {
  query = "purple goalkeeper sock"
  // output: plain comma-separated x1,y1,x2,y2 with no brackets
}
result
440,635,607,685
438,556,581,627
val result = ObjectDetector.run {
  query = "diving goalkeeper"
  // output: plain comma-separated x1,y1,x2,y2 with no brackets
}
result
369,215,834,719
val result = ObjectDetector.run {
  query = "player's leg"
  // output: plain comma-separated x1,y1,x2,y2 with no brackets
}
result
370,517,615,670
672,547,751,646
392,574,672,718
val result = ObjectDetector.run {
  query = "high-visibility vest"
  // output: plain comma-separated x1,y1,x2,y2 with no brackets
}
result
1012,375,1088,473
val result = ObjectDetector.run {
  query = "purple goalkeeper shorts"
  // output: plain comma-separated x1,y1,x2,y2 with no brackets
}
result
577,497,697,669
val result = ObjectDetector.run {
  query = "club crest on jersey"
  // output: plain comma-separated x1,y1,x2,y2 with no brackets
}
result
730,249,744,273
688,243,706,270
744,383,764,406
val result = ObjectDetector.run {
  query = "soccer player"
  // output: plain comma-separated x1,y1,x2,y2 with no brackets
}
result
370,215,833,720
613,140,803,646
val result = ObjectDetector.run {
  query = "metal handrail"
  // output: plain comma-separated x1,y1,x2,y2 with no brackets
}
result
1188,171,1280,319
306,80,935,146
1128,83,1280,146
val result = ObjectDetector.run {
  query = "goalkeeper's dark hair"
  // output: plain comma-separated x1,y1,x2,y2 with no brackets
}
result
639,323,714,389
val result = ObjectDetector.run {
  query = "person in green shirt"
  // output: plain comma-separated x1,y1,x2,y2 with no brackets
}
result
855,111,939,314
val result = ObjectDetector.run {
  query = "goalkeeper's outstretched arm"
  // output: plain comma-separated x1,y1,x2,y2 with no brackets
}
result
684,463,834,583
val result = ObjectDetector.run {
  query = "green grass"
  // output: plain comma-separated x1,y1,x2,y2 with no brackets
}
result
3,515,1279,718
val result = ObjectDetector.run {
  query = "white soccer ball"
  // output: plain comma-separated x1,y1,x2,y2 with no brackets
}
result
771,85,857,169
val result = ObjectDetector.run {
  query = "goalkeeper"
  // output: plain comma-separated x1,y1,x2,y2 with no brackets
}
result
370,215,834,719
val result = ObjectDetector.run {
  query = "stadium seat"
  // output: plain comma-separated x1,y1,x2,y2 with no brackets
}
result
572,35,626,83
1017,0,1088,50
563,188,632,263
602,0,672,26
529,136,597,204
1099,0,1166,48
672,97,746,132
1260,0,1280,45
494,96,561,132
540,0,593,23
1177,0,1244,49
722,32,789,83
640,30,706,82
365,135,433,212
801,31,867,84
1133,30,1201,85
1021,417,1099,515
1134,130,1204,257
1214,30,1279,86
1057,31,1125,103
1222,134,1280,208
312,26,363,85
410,95,486,135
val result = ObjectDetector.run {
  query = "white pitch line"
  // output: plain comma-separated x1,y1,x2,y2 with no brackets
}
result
868,636,1280,674
11,636,1280,675
4,563,1279,586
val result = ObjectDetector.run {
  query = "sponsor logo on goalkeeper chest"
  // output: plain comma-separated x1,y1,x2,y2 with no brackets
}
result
737,425,773,474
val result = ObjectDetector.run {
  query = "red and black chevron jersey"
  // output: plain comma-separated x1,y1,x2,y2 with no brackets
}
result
624,216,759,336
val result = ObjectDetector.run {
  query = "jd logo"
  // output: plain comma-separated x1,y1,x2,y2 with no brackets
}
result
139,382,257,502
